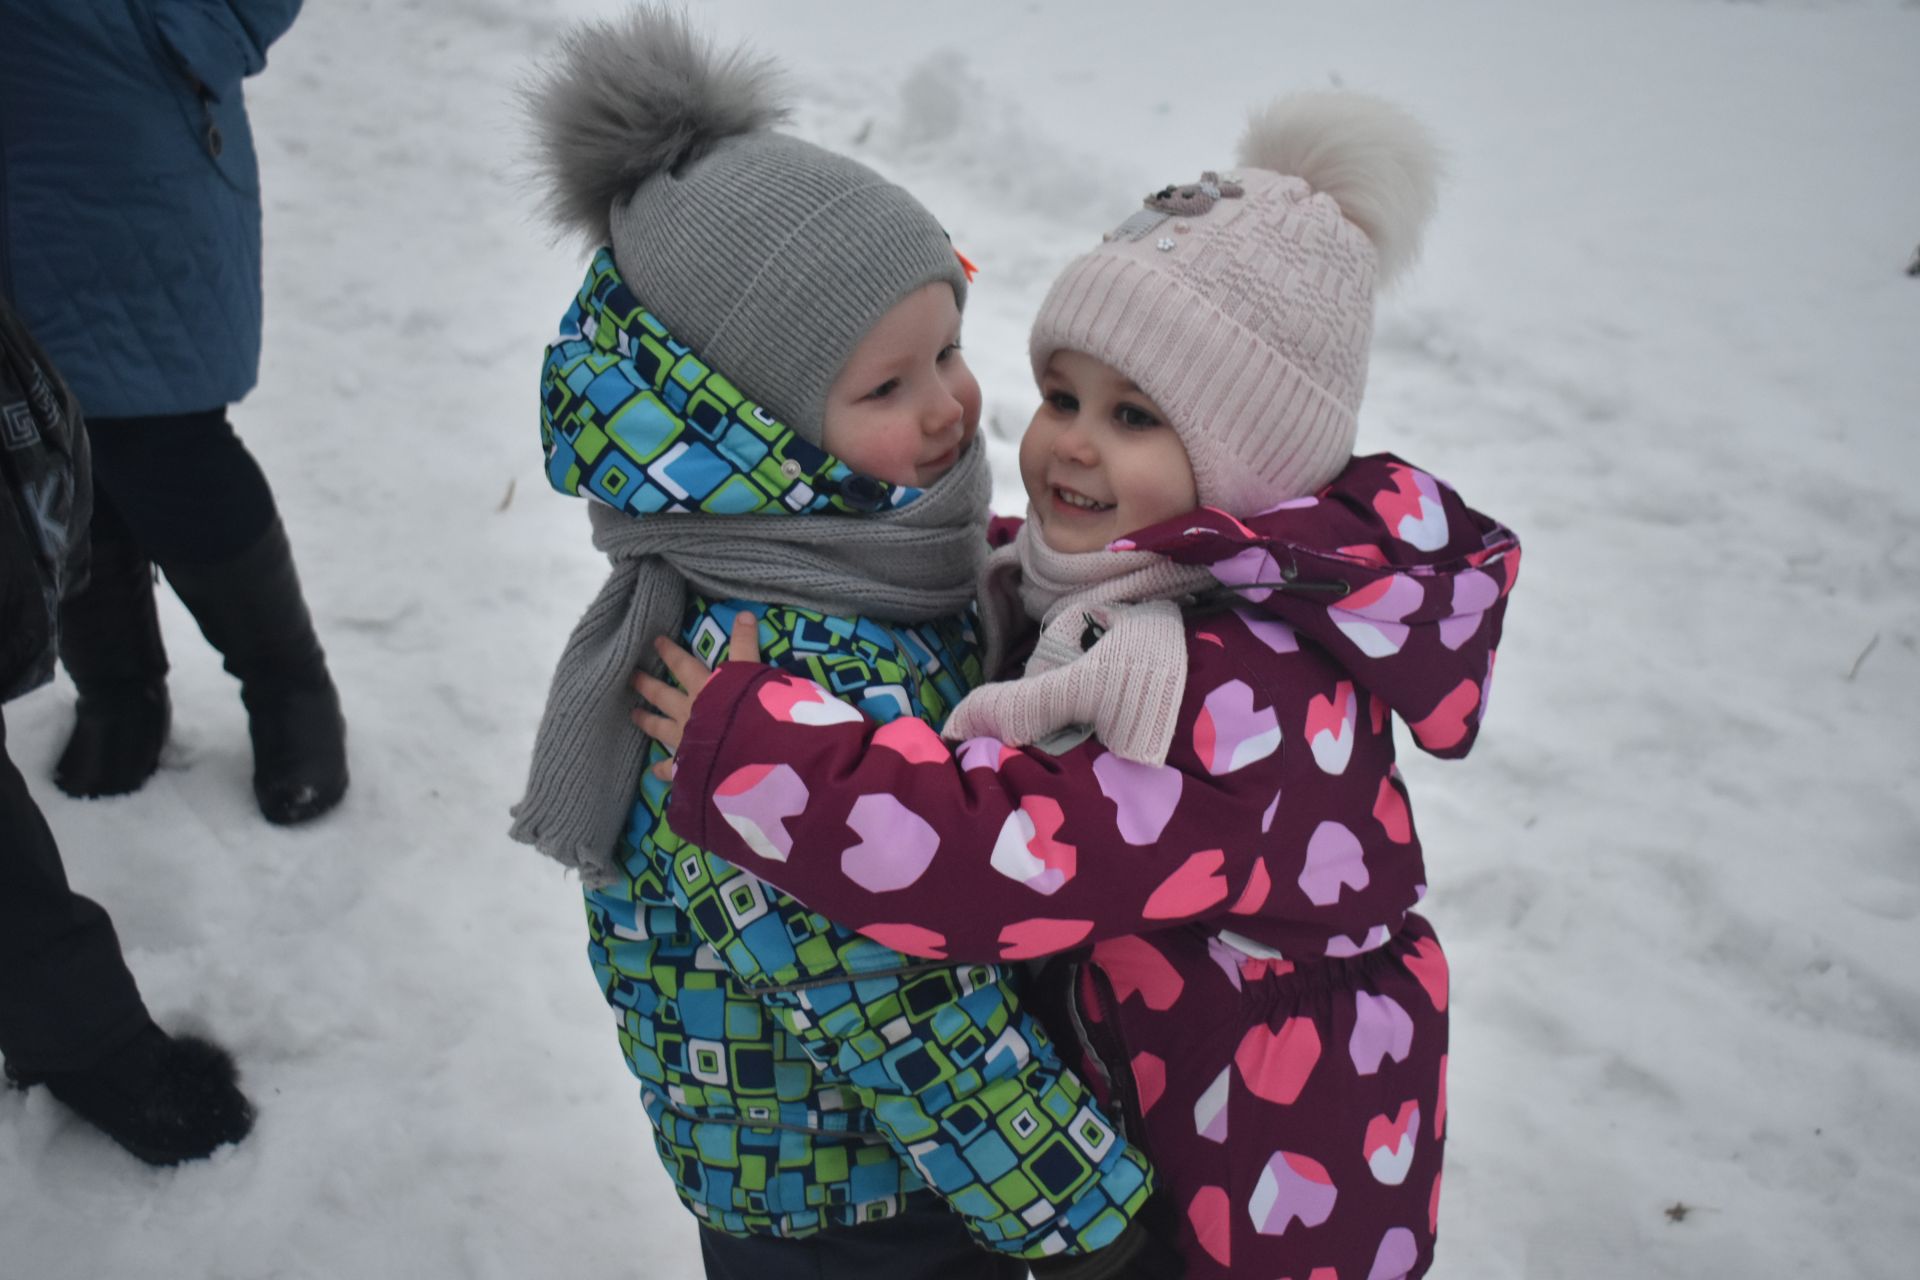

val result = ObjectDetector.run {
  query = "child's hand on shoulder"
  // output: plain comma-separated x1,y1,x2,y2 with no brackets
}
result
632,612,761,779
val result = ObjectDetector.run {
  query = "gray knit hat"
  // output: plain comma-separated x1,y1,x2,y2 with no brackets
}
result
525,6,967,445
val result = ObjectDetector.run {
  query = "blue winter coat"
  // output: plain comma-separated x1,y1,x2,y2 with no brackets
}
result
0,0,301,419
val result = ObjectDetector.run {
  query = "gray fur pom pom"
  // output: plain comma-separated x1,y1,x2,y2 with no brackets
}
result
1238,91,1442,290
523,6,789,248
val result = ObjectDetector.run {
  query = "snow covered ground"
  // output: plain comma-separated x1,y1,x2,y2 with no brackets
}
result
4,0,1918,1276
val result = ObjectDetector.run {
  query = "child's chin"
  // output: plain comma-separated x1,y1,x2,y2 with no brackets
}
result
1036,523,1107,554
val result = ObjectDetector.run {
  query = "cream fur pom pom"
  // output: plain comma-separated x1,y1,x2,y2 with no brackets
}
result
1238,91,1442,289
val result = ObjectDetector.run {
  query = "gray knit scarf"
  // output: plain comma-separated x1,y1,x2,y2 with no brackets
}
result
511,439,990,886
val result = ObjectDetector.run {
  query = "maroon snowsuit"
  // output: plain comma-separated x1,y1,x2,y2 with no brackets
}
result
665,454,1521,1278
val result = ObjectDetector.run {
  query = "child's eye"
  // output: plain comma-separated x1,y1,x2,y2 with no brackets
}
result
1116,403,1161,430
937,342,962,362
1044,390,1078,413
864,379,901,401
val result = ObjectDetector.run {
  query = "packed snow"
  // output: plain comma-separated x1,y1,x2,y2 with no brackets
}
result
4,1,1917,1276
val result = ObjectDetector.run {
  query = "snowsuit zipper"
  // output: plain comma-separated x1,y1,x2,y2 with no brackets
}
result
737,957,959,996
1066,960,1146,1145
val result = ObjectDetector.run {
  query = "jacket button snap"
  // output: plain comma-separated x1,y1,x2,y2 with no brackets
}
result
780,458,803,479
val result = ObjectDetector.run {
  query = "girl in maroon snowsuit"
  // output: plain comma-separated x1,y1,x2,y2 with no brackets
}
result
642,92,1521,1278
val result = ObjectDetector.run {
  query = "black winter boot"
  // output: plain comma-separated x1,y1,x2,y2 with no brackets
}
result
53,505,170,798
3,1022,255,1165
160,519,347,825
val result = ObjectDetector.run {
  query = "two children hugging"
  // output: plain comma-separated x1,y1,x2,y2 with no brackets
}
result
516,9,1520,1280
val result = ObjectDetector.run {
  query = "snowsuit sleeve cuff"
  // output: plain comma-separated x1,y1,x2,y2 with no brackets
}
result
664,660,777,847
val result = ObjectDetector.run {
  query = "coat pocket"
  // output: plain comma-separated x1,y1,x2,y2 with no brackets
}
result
141,0,264,195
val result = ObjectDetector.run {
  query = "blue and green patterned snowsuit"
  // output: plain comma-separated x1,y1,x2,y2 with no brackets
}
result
541,252,1153,1257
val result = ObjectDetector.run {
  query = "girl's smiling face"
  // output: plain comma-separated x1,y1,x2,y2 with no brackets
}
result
821,282,980,488
1020,349,1197,553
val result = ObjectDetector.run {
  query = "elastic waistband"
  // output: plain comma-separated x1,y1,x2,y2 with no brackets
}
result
1237,914,1440,1018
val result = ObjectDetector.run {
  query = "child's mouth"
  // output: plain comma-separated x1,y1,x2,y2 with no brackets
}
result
1051,486,1113,514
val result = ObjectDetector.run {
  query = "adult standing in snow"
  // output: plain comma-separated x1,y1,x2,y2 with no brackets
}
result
0,0,348,824
1,299,255,1165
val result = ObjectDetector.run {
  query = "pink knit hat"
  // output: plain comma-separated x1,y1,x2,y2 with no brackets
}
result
1029,92,1441,515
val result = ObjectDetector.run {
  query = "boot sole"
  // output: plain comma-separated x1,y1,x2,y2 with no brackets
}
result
53,772,161,800
53,732,168,799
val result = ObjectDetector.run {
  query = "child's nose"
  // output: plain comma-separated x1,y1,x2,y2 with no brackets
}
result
923,385,964,433
1052,420,1097,463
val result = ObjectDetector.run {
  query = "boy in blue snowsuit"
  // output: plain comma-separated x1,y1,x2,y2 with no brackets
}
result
510,11,1171,1279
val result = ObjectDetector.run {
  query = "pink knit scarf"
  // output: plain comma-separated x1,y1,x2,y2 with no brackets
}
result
942,514,1214,765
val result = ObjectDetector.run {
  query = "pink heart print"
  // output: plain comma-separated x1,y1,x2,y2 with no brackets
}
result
1374,463,1450,551
1249,1150,1338,1236
1093,751,1184,845
1328,573,1422,659
988,796,1076,894
1363,1101,1421,1186
1409,678,1481,752
1212,544,1283,605
712,763,808,862
858,922,948,958
1188,1184,1233,1267
1404,935,1449,1011
871,716,952,764
1236,1017,1322,1105
1350,992,1415,1075
839,792,939,891
1143,848,1230,920
1092,935,1185,1011
756,675,864,726
1373,775,1412,843
1194,679,1283,775
1439,567,1500,651
996,917,1094,960
1305,680,1359,775
1368,1227,1420,1280
1298,821,1369,906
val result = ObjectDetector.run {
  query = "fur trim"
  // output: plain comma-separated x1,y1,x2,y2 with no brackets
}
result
1238,91,1441,289
523,6,789,248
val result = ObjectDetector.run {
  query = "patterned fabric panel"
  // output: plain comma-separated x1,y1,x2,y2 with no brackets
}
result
540,249,917,519
587,597,1152,1252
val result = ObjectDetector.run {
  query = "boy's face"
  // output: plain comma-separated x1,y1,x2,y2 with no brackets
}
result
821,283,980,488
1020,350,1197,554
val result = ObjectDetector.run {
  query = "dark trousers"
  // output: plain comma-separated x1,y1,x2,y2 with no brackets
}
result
86,409,277,568
0,707,150,1073
698,1195,1030,1280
